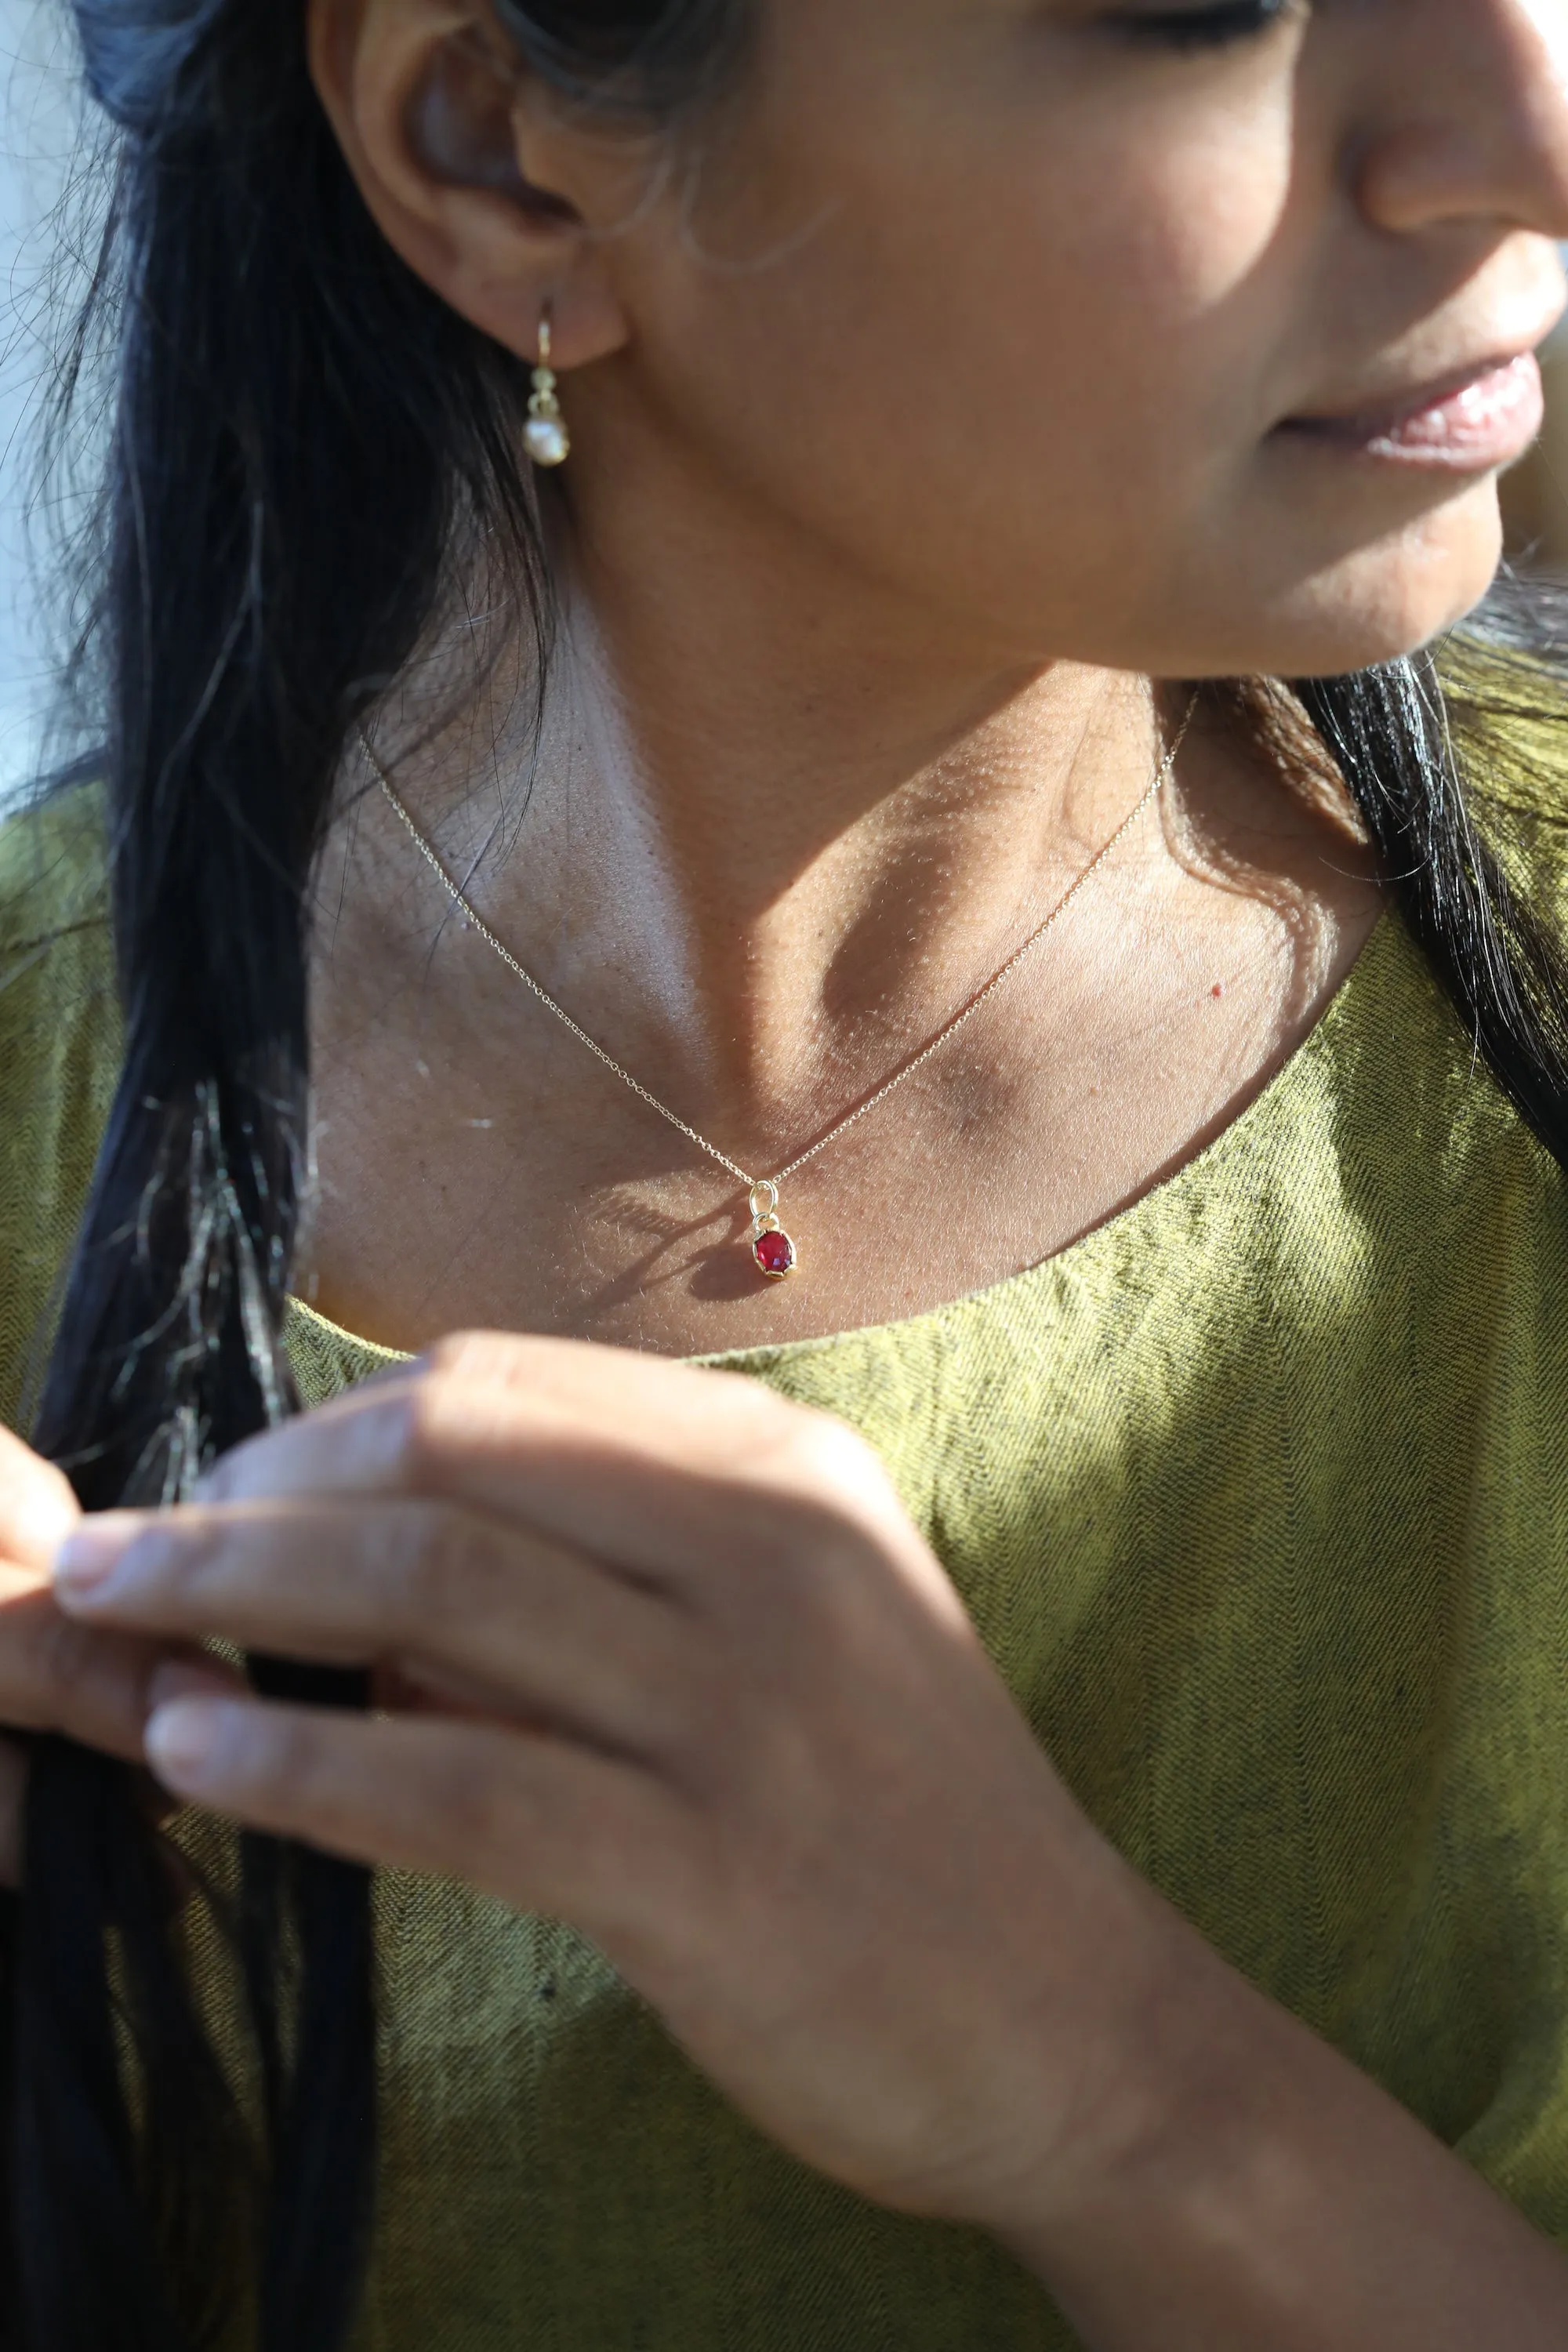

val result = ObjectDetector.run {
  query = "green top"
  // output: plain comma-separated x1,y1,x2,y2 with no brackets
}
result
5,746,1568,2350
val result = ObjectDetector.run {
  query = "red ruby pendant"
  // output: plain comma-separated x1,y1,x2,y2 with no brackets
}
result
753,1227,797,1280
747,1180,798,1282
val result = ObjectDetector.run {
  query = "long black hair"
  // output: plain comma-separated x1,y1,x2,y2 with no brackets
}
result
7,1,1567,2347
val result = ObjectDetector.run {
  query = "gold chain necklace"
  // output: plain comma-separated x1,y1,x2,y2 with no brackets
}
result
359,695,1196,1284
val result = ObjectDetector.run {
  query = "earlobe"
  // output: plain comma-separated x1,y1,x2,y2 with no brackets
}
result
304,0,629,371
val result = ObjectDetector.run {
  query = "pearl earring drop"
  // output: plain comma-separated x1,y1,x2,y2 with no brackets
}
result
524,314,571,468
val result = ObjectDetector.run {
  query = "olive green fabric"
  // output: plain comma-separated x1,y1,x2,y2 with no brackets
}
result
5,755,1568,2350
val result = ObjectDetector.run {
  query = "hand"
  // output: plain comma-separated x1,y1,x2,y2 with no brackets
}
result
51,1330,1169,2236
55,1338,1568,2352
0,1421,240,1885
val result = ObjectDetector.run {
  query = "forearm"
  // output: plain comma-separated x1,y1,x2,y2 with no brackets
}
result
996,1892,1568,2352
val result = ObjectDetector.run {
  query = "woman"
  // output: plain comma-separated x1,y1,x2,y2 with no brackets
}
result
1,0,1566,2343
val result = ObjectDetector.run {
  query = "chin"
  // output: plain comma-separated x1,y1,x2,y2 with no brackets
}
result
1235,488,1508,679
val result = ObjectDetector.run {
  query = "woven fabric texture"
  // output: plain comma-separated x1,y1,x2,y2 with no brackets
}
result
4,744,1568,2349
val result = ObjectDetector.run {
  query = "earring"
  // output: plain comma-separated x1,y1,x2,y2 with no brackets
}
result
524,314,571,468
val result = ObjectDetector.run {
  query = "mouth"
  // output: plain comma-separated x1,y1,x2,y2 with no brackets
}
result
1276,351,1546,474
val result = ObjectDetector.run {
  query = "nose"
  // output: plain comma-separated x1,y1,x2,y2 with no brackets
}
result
1353,0,1568,245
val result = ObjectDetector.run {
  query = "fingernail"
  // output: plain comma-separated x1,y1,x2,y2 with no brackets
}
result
145,1697,243,1791
53,1513,144,1599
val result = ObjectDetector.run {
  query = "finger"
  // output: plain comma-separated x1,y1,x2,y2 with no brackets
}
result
0,1558,241,1762
191,1339,892,1591
209,1334,769,1500
56,1500,701,1761
0,1423,80,1566
143,1693,679,1938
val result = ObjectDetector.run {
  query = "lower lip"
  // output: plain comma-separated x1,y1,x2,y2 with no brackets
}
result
1279,353,1545,473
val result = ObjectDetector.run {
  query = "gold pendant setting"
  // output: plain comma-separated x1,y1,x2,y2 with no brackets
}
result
748,1181,798,1281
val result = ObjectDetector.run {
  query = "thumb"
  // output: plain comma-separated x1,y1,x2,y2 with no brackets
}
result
0,1425,82,1570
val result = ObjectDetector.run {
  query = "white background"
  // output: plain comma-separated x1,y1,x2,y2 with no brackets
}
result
0,0,84,811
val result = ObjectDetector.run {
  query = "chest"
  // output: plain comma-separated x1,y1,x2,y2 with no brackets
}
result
300,874,1381,1359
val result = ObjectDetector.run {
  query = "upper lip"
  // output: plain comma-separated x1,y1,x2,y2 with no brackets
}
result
1281,343,1548,437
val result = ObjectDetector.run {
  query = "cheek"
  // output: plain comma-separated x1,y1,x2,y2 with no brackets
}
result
650,36,1490,677
956,116,1305,523
667,74,1309,641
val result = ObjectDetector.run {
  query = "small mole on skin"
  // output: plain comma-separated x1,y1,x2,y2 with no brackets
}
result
1210,982,1225,1000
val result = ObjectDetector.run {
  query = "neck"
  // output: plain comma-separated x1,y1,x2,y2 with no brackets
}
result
309,436,1385,1359
356,469,1184,1166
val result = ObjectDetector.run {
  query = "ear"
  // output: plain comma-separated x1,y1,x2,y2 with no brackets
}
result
306,0,630,370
